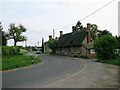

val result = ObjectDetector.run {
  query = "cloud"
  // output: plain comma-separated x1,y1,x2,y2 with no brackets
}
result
2,0,119,46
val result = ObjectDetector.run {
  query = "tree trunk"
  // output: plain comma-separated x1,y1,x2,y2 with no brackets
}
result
14,40,17,46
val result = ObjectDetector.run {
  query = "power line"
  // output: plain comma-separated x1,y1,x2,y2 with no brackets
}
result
56,0,116,31
80,0,116,21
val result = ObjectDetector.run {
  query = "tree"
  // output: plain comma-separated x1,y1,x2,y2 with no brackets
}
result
115,35,120,49
0,22,7,46
47,39,58,53
91,24,98,40
97,30,112,38
2,31,7,46
91,24,112,40
0,22,2,46
7,23,27,46
41,38,44,53
93,35,118,60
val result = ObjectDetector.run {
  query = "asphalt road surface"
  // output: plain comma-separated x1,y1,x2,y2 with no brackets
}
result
3,54,86,88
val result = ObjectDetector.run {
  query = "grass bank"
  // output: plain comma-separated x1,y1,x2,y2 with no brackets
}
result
96,56,120,66
2,54,40,70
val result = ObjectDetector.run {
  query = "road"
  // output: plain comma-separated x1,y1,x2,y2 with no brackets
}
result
2,54,86,88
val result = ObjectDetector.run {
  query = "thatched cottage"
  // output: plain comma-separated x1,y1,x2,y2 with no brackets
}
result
55,22,95,58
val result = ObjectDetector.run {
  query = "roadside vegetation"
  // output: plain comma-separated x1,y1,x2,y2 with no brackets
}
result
93,35,120,66
2,46,40,70
96,56,120,66
0,22,41,71
2,54,40,70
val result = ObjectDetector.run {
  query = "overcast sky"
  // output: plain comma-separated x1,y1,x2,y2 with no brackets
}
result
0,0,119,46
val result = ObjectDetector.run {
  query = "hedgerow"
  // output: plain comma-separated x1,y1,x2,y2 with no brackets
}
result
2,46,20,56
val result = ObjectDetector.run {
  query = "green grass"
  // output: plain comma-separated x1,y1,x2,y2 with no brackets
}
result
2,54,40,70
96,56,120,66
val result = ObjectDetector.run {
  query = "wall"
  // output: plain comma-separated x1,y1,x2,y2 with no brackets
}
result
55,46,87,57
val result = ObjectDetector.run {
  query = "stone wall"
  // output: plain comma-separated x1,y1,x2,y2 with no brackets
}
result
55,46,87,57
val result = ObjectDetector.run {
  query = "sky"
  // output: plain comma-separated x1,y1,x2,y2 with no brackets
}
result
0,0,119,46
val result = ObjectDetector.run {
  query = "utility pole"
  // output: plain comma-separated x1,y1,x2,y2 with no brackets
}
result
38,42,39,47
53,29,55,39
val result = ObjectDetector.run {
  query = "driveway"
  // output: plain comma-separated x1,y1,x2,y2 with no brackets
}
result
2,54,119,88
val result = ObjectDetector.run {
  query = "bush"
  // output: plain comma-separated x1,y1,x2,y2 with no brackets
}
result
47,39,58,53
2,46,20,56
93,35,118,60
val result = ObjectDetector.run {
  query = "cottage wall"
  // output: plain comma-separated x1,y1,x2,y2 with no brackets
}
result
56,46,87,57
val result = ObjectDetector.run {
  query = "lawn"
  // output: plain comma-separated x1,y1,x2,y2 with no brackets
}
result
2,54,40,70
96,56,120,66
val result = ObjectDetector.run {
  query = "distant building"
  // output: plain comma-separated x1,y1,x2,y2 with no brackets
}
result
44,35,58,54
55,21,95,58
44,35,53,54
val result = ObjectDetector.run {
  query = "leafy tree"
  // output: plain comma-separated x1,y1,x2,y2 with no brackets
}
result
97,30,112,38
115,35,120,49
2,31,7,46
0,22,2,46
47,39,58,53
91,24,98,40
91,24,112,40
41,38,44,53
0,22,7,46
7,23,27,46
93,35,118,60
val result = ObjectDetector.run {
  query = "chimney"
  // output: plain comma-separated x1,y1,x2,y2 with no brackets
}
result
87,23,91,30
49,35,52,40
86,23,92,44
72,26,77,33
60,31,63,37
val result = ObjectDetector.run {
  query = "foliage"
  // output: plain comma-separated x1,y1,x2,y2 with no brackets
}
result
41,38,44,53
2,31,7,46
96,56,120,66
2,46,20,56
47,39,58,53
0,22,7,46
93,35,118,60
91,24,98,40
115,36,120,49
31,46,37,51
97,30,112,38
2,54,40,70
91,24,112,40
0,22,2,46
7,23,27,46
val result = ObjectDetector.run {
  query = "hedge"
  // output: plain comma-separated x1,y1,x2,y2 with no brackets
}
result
2,46,20,56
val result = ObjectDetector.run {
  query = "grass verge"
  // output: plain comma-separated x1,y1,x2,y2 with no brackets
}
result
2,54,40,70
96,56,120,66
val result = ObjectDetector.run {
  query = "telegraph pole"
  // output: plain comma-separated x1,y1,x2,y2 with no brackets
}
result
53,29,55,39
38,42,39,47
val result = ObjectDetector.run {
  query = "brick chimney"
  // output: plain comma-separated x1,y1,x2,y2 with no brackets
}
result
87,23,92,44
86,23,92,57
87,23,91,30
49,35,52,40
72,26,77,33
60,31,63,37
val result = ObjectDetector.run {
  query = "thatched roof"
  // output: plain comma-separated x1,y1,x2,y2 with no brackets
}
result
56,28,87,48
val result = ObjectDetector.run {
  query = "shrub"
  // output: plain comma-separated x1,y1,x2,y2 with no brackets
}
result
47,39,58,53
2,46,20,56
93,35,118,60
